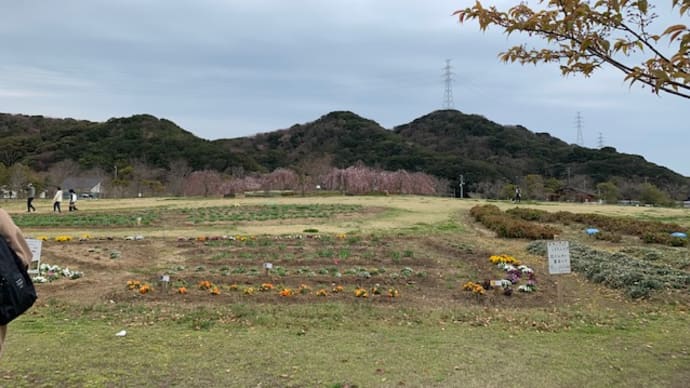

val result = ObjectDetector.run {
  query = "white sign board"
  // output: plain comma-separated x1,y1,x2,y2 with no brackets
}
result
263,262,273,269
26,238,42,263
547,240,571,274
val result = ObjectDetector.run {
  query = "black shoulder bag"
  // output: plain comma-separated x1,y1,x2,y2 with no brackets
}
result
0,237,37,325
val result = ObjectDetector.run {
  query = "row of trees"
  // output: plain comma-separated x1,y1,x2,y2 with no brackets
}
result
1,159,684,206
0,160,447,199
473,173,685,206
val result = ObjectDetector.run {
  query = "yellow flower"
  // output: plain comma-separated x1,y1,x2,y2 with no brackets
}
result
243,287,255,295
462,281,485,295
354,287,368,298
127,280,141,290
315,289,328,296
489,254,521,266
387,288,400,298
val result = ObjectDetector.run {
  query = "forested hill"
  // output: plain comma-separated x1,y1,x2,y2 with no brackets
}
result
1,110,687,194
393,110,688,189
0,113,260,172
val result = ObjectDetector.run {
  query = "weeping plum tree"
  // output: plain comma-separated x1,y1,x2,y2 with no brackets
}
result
455,0,690,98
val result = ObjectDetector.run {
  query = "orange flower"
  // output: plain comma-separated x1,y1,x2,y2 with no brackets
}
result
332,285,344,293
177,287,188,294
198,280,212,290
210,286,220,295
260,283,274,291
139,284,151,294
279,288,294,297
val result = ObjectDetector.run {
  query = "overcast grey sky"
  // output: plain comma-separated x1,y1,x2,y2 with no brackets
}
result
1,1,688,176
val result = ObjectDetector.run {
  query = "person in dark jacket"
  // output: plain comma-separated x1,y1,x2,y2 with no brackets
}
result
26,183,36,213
0,208,32,359
68,189,78,211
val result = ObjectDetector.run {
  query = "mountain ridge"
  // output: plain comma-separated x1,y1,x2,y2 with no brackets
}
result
0,110,687,197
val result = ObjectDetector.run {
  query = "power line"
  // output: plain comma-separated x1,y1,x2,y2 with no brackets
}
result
442,59,454,109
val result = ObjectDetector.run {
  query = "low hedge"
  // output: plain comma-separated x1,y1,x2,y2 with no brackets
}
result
470,205,559,240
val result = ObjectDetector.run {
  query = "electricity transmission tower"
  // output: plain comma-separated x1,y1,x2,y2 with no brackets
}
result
575,112,584,146
442,59,454,109
597,132,604,148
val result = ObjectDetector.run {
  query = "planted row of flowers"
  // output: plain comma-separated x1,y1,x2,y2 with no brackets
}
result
463,254,537,297
32,263,84,283
184,233,333,243
34,234,144,242
127,280,400,298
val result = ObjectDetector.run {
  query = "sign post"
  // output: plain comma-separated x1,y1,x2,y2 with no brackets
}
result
26,238,43,275
547,240,571,305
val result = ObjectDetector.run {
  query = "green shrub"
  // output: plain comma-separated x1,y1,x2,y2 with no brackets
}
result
526,240,690,299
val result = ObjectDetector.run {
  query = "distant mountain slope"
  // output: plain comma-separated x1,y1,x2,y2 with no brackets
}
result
393,110,688,188
0,113,259,171
0,110,687,194
220,111,435,172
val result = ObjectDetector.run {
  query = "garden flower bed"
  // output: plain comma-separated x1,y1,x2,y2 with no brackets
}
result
527,240,690,298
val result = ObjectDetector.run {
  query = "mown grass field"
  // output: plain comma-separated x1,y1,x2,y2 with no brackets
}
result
0,195,688,387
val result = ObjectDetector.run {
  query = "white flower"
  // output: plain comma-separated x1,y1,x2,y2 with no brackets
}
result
518,265,534,274
499,279,512,288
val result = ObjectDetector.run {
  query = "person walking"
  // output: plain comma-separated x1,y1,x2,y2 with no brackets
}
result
26,183,36,213
514,186,522,203
68,189,78,211
0,208,33,358
53,187,63,213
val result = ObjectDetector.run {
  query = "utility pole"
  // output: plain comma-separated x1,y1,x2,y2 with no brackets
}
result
442,59,454,110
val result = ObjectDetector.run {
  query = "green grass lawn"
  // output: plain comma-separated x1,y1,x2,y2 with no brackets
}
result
2,302,688,387
1,196,688,387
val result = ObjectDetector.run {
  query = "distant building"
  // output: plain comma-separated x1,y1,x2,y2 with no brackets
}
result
61,177,103,198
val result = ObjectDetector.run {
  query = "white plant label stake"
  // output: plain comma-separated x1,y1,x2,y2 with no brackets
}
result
547,240,571,304
547,241,571,274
